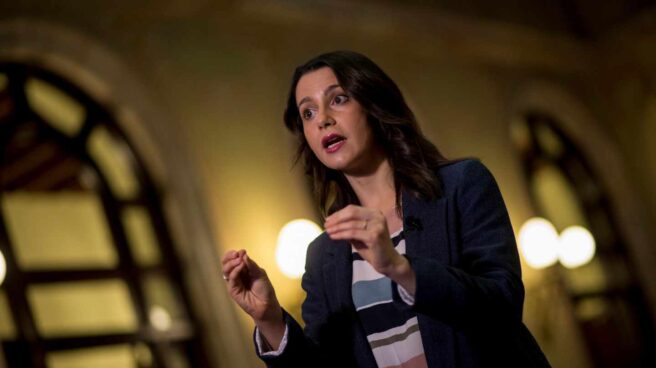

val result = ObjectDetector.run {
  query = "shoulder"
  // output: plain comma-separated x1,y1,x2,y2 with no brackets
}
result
436,158,496,197
305,232,333,264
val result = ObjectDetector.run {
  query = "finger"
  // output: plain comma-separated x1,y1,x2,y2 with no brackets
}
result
325,205,367,226
327,228,371,243
222,249,245,266
243,254,264,276
325,219,369,235
222,257,243,277
227,260,247,287
325,204,362,223
221,250,240,265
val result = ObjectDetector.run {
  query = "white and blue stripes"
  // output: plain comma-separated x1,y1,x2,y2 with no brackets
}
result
352,230,428,368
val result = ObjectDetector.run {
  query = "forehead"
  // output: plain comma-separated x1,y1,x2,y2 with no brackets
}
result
295,67,340,103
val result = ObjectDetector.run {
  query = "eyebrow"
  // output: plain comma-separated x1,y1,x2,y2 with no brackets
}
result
297,84,342,108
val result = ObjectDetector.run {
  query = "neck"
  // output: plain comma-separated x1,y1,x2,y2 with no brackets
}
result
344,158,397,214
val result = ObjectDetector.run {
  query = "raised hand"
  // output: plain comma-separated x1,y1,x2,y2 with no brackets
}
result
221,250,284,329
324,204,416,294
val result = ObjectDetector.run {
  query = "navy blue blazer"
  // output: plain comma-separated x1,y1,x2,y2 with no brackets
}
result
258,159,550,367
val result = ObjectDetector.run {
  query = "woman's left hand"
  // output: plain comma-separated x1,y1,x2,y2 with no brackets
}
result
324,204,406,277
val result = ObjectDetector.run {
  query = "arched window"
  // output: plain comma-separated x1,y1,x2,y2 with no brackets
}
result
512,111,656,367
0,63,209,367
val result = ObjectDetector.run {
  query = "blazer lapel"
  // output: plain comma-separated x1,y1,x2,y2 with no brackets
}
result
323,238,353,311
402,191,451,265
322,237,378,368
402,191,456,368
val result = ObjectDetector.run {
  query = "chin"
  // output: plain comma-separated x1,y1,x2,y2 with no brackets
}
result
318,158,350,172
323,162,348,172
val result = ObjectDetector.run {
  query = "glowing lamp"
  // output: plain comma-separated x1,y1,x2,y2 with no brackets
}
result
149,305,172,331
558,226,596,269
518,217,559,269
275,219,322,279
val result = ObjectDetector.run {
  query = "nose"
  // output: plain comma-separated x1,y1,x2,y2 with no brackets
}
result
318,110,335,129
320,118,335,129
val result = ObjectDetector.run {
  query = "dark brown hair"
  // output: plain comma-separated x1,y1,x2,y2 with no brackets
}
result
284,50,450,216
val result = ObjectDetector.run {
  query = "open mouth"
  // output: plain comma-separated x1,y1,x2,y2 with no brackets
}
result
321,134,346,151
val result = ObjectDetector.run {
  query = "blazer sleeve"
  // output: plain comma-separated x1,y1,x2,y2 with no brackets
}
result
406,160,525,329
255,237,334,368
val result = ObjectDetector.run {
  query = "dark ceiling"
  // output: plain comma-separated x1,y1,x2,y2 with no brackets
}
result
374,0,656,38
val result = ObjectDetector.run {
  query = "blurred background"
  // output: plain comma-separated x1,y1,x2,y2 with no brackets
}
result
0,0,655,367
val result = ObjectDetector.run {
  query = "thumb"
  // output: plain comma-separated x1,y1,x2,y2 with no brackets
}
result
243,253,264,276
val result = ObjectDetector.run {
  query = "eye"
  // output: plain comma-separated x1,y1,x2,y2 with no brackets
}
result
301,108,314,121
333,94,349,105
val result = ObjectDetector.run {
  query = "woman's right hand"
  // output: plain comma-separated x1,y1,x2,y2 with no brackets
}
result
221,249,283,326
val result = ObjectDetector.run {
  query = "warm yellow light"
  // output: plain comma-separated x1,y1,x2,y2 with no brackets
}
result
0,250,6,286
558,226,596,269
149,305,172,331
276,219,322,279
518,217,559,269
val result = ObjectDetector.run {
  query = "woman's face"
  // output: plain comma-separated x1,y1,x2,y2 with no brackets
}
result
296,67,383,175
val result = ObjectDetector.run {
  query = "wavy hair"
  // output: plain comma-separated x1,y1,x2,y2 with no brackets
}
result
284,51,451,217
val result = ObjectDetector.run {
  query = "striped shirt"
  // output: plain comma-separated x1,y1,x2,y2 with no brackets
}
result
351,229,428,368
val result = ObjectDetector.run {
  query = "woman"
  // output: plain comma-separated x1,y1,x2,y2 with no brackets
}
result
222,51,550,367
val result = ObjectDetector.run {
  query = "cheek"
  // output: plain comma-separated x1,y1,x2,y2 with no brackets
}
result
360,126,381,155
302,128,321,154
355,117,374,142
